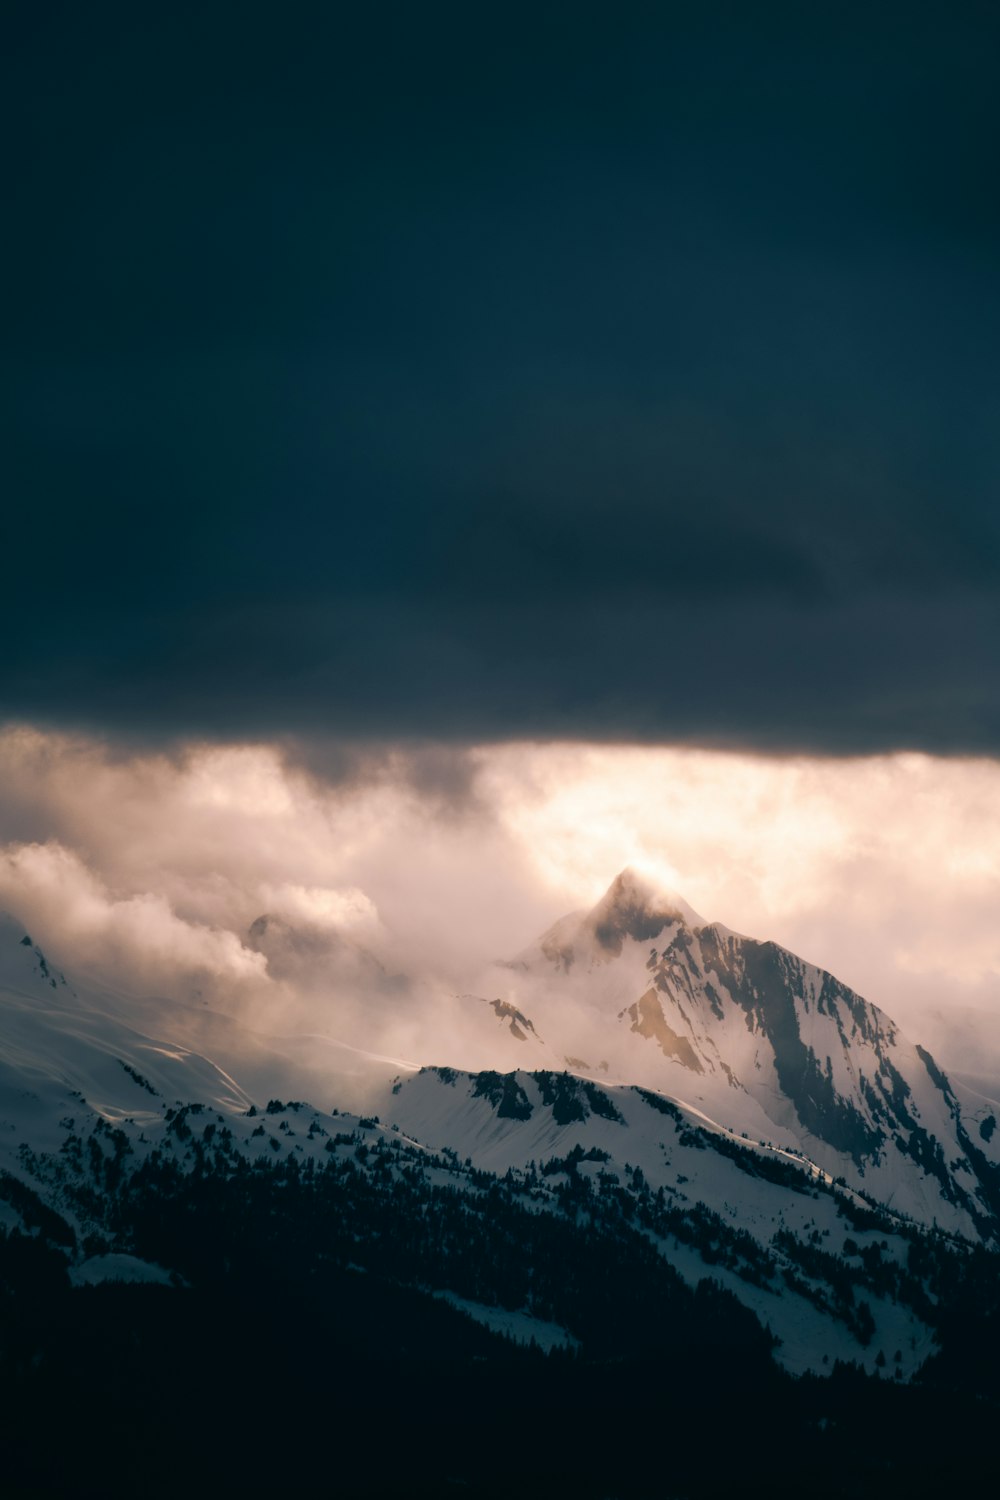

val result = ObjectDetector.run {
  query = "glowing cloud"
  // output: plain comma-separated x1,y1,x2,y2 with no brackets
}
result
0,726,998,1076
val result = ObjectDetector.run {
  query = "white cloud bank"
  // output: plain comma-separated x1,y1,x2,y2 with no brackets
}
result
0,725,998,1077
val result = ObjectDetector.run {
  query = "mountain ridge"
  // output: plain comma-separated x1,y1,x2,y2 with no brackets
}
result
476,870,1000,1239
1,873,999,1396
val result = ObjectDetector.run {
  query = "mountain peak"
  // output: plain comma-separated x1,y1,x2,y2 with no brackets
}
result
590,869,703,950
0,910,31,946
530,869,703,973
0,911,71,994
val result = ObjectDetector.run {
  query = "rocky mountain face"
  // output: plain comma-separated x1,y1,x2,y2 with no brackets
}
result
482,869,1000,1239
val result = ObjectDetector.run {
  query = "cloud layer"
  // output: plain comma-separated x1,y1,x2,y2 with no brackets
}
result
0,726,998,1079
4,6,1000,751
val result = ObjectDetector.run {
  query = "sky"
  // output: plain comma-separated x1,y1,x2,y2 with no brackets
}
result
5,2,1000,748
2,7,1000,1073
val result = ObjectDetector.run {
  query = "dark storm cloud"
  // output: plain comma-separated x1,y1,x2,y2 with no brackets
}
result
4,2,1000,751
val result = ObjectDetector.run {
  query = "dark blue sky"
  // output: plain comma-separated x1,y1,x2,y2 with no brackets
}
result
5,2,1000,750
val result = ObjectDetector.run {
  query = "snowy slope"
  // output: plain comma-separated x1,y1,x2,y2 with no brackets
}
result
0,882,997,1384
380,1063,939,1376
476,870,1000,1238
0,911,410,1182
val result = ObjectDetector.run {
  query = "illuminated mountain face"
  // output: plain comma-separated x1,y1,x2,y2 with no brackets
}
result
485,871,1000,1238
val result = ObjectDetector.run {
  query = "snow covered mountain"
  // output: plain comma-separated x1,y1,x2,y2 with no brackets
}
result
0,909,941,1379
2,873,1000,1388
473,869,1000,1239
